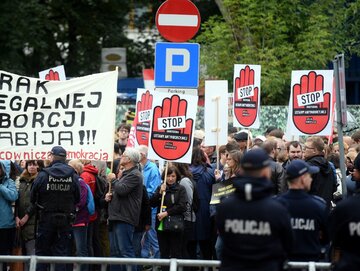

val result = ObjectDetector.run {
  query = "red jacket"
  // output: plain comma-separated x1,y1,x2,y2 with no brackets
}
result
81,164,99,221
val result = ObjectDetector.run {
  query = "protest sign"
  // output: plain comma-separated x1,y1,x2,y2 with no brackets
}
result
210,178,236,204
148,92,198,163
132,88,154,147
286,70,334,136
0,70,118,160
39,65,66,81
204,80,228,146
233,64,261,129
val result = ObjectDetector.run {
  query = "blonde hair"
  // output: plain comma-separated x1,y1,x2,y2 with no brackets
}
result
68,159,84,174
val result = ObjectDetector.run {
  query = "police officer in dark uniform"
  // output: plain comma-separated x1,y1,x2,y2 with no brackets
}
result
329,152,360,270
276,160,328,265
31,146,80,271
216,148,293,271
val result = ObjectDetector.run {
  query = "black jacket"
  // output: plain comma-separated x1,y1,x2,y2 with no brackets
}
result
30,160,80,214
150,182,187,230
216,176,293,271
276,189,328,261
306,155,336,207
329,192,360,271
108,166,143,226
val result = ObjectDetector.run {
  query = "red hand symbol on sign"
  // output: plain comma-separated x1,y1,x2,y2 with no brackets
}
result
135,90,153,146
234,65,259,127
45,69,60,81
151,95,193,160
292,71,330,134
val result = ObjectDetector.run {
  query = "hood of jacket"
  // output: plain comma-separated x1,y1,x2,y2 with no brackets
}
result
83,163,99,175
0,160,11,181
190,164,210,179
43,160,75,178
233,176,274,201
306,155,331,175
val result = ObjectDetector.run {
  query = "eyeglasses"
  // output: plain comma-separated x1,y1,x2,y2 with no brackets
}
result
304,145,315,150
119,129,129,133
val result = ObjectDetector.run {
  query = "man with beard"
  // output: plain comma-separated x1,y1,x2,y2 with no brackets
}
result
304,136,336,208
282,141,303,170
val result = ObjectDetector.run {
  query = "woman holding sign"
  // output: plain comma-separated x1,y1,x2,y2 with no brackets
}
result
149,165,187,266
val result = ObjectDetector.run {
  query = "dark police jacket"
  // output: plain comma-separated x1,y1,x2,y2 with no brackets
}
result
30,160,80,219
216,176,293,271
276,189,328,261
329,191,360,271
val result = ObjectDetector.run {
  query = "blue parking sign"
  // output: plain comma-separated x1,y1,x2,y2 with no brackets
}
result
155,42,200,88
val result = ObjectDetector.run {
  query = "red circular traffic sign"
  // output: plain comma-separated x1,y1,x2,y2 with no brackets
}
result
155,0,201,42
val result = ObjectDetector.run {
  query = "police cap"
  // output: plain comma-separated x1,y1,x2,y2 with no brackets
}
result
286,159,319,179
241,148,270,170
50,146,67,157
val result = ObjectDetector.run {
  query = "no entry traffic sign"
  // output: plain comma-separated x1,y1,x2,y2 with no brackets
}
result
156,0,201,42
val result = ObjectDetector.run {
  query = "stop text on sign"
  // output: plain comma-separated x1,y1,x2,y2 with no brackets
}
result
237,85,254,99
139,110,151,122
297,91,324,106
158,116,186,130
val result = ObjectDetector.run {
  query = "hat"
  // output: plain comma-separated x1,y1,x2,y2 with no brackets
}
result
354,152,360,170
241,149,270,170
194,130,205,140
254,135,266,142
50,146,67,157
234,132,249,141
286,160,319,179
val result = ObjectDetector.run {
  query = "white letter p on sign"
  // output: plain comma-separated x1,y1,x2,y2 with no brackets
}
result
165,48,190,81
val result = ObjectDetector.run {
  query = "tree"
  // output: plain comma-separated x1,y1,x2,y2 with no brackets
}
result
196,0,348,105
0,0,155,77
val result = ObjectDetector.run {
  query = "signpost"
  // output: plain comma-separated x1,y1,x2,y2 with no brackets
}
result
155,0,201,42
154,42,200,88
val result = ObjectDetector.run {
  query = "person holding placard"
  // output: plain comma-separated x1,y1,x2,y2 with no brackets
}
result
149,165,187,269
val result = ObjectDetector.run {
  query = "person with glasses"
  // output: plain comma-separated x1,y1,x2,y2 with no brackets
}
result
116,124,131,154
304,136,337,208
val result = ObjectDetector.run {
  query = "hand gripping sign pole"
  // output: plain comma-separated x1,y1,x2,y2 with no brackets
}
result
158,161,169,231
333,54,348,198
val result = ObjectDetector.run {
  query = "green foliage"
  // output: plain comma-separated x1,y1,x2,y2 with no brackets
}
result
196,0,349,105
0,0,154,77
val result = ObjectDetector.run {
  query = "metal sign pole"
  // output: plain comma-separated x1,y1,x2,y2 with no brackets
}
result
333,55,347,198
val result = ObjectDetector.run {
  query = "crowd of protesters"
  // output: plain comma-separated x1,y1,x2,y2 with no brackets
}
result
1,123,360,271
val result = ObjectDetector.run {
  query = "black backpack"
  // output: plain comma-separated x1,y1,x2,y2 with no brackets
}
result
94,174,106,206
190,179,200,213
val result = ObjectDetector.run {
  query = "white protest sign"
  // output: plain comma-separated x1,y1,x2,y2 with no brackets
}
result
204,80,228,146
286,70,334,136
233,64,261,128
148,92,198,163
130,88,154,147
0,70,118,160
39,65,67,81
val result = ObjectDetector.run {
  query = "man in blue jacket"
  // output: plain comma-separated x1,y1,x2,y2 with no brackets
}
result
216,148,293,271
31,146,80,271
277,159,328,262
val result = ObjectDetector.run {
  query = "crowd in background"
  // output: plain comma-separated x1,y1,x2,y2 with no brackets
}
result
0,122,360,271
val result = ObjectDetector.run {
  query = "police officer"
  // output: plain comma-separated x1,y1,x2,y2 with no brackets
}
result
216,149,293,271
329,152,360,270
277,160,328,264
31,146,80,271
